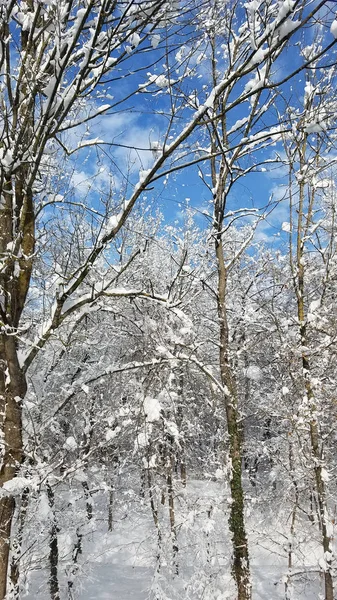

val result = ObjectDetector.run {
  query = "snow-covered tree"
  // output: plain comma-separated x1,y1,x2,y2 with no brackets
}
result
0,0,337,598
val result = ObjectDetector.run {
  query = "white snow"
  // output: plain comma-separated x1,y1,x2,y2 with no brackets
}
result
150,34,160,49
106,426,121,441
279,19,299,39
304,121,326,134
277,0,295,22
244,65,267,94
143,397,162,422
2,477,30,495
24,479,332,599
129,32,141,48
107,215,119,230
64,436,78,450
244,1,261,14
331,20,337,39
245,365,262,381
281,221,291,232
321,468,330,483
165,419,179,440
135,431,148,448
250,47,266,65
309,299,320,314
38,493,52,521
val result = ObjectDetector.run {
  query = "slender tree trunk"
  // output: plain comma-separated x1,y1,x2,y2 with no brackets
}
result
298,348,334,600
167,449,178,576
216,238,251,600
108,484,114,532
147,468,162,574
284,439,299,600
177,372,187,487
293,158,334,600
46,484,60,600
180,461,187,488
67,529,82,600
108,454,120,531
82,481,93,522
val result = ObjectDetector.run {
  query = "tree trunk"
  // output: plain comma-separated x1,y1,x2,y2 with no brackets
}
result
147,468,162,574
216,238,251,600
9,486,29,599
108,484,114,532
167,449,178,576
47,484,60,600
0,497,15,599
67,529,82,600
294,161,334,600
82,481,93,522
0,338,27,599
284,439,299,600
0,155,34,598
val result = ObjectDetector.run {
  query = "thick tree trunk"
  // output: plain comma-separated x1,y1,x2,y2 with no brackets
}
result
9,486,29,599
0,497,15,599
0,160,34,598
0,339,26,599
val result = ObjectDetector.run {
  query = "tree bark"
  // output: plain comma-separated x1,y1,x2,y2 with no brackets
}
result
0,150,34,598
167,444,178,576
9,486,29,599
292,142,334,600
0,337,27,598
216,238,251,600
46,484,60,600
67,529,82,600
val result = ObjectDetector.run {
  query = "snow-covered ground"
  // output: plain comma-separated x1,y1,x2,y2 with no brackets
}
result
25,479,327,599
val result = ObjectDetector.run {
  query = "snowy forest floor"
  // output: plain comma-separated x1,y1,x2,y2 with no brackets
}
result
24,478,328,599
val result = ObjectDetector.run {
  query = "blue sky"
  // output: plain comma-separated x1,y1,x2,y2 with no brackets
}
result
53,0,337,255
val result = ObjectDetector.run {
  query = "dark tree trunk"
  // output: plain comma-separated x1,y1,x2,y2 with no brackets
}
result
167,447,178,576
9,486,29,598
67,529,82,600
47,484,60,600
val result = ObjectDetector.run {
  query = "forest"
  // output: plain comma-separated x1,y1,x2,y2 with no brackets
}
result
0,0,336,598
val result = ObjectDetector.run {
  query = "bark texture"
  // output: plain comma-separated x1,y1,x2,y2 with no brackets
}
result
290,137,334,600
216,237,251,600
0,175,33,596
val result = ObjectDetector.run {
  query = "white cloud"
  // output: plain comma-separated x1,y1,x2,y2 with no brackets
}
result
71,170,92,195
102,112,159,173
